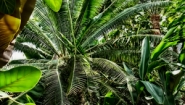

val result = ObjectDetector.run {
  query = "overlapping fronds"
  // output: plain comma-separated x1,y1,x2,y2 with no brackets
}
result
43,63,70,105
14,42,52,59
81,1,170,48
92,58,127,83
74,0,105,38
67,56,89,95
89,35,162,66
98,79,131,104
14,0,171,104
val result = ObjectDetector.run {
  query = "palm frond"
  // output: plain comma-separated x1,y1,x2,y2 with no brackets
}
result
98,80,130,104
26,21,61,55
69,0,84,23
93,49,140,66
14,42,52,59
18,27,56,55
9,59,49,64
43,62,70,105
92,58,127,83
81,1,171,48
57,0,74,41
67,56,89,95
88,35,162,65
30,0,68,54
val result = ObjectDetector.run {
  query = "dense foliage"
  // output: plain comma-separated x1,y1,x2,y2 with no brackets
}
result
0,0,185,105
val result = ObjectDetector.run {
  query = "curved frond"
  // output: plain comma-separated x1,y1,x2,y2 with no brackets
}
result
89,35,162,65
43,63,70,105
92,58,127,83
14,42,52,59
67,56,89,95
81,1,170,48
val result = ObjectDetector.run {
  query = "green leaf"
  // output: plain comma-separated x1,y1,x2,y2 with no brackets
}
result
25,103,36,105
135,81,144,95
44,0,62,12
151,41,178,61
105,91,113,97
147,59,164,73
139,37,150,80
0,66,42,92
103,91,119,105
0,0,16,14
141,81,164,104
179,44,185,64
26,94,35,103
151,27,178,61
135,81,144,103
123,62,134,75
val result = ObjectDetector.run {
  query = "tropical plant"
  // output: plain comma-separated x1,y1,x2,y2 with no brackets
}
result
0,66,41,105
0,0,36,68
8,0,172,105
123,36,185,105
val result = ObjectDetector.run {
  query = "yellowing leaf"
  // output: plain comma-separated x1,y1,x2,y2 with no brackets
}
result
0,14,21,51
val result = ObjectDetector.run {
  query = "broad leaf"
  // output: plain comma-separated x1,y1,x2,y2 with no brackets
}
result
44,0,62,12
151,41,178,61
0,66,41,92
0,15,21,51
141,81,164,104
151,27,178,61
139,37,150,80
0,0,36,67
0,0,16,14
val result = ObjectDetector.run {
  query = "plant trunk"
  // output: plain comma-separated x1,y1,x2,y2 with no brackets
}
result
150,14,161,35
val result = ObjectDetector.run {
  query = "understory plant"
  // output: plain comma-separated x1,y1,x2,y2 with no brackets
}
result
123,36,185,105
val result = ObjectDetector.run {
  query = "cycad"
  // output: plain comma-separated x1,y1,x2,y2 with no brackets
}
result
12,0,170,104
